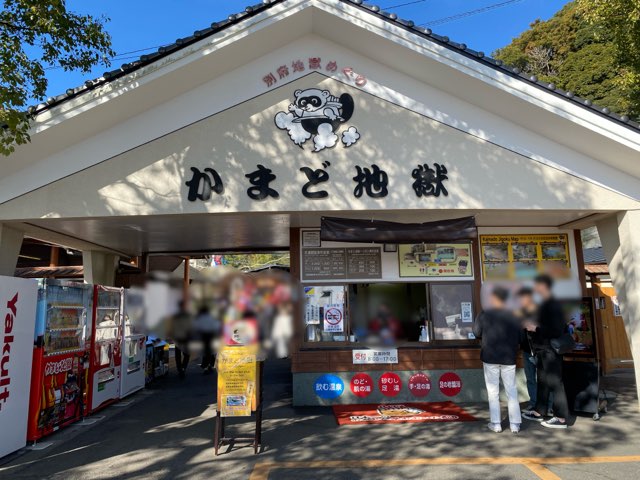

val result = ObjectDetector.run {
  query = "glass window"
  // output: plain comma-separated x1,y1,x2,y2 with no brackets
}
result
303,285,348,343
348,283,427,345
429,283,475,341
301,282,477,346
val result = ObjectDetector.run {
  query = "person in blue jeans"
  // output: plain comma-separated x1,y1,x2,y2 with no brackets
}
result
517,287,554,413
516,287,538,410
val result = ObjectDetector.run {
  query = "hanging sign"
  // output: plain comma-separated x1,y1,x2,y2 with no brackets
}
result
323,304,344,333
216,346,257,417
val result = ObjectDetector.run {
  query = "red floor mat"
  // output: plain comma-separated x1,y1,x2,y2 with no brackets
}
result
332,401,477,425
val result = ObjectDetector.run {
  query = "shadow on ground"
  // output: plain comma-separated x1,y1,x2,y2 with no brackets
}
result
1,360,638,480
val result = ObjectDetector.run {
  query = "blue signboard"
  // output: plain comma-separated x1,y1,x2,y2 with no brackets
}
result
314,374,344,399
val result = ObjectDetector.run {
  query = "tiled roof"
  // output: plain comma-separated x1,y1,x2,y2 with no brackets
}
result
14,265,83,279
30,0,640,132
585,264,609,275
583,246,607,265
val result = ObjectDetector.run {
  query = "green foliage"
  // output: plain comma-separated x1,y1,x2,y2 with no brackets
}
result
576,0,640,117
221,253,290,272
0,0,114,155
494,1,640,120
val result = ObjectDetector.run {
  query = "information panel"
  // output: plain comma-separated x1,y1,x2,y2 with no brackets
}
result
216,346,257,417
398,243,473,277
480,234,570,280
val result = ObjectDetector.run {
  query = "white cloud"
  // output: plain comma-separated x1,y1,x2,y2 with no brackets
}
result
341,126,360,147
275,111,311,146
313,123,338,152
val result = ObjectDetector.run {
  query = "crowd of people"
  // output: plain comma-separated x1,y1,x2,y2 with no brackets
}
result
164,272,296,378
473,274,570,434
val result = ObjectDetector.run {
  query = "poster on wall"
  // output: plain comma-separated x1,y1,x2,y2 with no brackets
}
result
0,276,38,458
398,243,472,278
561,298,597,356
216,346,257,417
480,234,571,281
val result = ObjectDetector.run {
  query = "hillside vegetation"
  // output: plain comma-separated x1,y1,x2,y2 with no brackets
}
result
493,1,639,120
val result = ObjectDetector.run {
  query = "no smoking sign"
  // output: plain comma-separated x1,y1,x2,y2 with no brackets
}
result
323,304,344,332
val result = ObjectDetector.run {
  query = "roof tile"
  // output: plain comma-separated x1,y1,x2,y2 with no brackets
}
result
31,0,640,132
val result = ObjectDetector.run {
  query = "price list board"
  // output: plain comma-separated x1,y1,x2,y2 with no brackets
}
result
302,247,382,281
346,247,382,279
302,248,347,280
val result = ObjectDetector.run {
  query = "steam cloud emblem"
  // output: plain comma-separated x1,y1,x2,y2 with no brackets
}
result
275,88,360,152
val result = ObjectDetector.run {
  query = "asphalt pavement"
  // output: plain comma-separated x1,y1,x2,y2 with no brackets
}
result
1,359,639,480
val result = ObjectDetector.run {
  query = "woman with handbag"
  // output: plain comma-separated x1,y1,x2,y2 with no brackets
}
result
521,274,570,429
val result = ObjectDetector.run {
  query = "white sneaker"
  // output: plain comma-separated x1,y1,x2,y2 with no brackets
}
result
487,423,502,433
510,423,521,434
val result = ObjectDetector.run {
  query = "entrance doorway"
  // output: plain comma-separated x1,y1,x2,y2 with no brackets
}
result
591,283,633,374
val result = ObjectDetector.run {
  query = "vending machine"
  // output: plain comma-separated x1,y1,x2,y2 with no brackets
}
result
120,288,146,398
27,280,92,441
86,285,124,413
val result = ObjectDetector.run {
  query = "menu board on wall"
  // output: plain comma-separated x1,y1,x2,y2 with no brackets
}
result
480,234,570,280
346,248,382,279
302,247,382,281
302,248,347,280
398,243,473,278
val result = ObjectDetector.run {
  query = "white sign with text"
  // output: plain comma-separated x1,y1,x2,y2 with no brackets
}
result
0,276,38,458
352,349,399,364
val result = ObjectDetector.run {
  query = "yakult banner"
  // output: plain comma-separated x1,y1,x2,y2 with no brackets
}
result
0,276,37,458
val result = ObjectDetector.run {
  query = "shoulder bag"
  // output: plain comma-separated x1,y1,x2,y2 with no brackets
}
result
550,333,576,355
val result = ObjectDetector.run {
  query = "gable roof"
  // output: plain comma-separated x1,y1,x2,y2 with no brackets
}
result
30,0,640,133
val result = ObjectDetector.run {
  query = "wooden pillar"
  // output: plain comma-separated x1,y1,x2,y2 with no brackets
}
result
573,229,588,297
183,256,190,308
589,274,607,371
49,246,60,267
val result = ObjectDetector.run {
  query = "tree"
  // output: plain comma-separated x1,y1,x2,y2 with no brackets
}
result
575,0,640,117
1,0,114,155
494,1,639,120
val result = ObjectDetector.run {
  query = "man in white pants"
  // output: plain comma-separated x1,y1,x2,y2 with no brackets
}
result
473,287,523,434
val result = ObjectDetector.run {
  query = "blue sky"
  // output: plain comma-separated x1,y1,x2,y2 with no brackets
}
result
43,0,571,98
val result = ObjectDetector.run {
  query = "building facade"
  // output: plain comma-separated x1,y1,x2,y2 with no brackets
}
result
0,0,639,406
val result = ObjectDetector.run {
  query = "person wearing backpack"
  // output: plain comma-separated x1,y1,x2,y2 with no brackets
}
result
522,274,570,429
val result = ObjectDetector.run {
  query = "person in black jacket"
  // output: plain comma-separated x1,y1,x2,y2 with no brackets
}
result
473,286,523,434
522,274,569,429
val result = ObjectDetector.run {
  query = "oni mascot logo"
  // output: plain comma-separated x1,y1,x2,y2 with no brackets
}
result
275,88,360,152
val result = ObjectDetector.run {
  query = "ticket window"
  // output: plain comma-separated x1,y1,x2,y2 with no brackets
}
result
348,283,427,344
302,282,476,346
